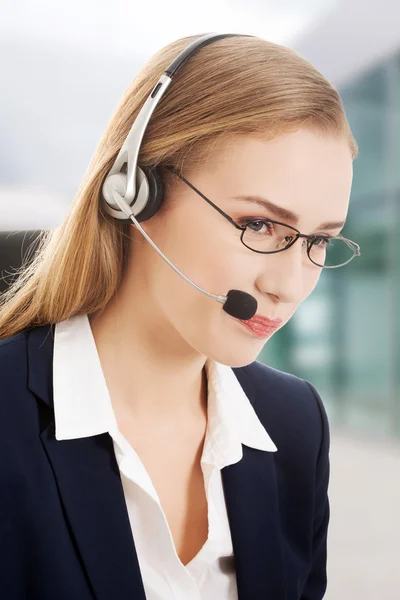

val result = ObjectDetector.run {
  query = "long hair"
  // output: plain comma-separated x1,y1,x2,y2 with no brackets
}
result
0,34,358,339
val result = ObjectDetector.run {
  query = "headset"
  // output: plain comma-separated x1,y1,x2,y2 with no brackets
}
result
101,32,258,321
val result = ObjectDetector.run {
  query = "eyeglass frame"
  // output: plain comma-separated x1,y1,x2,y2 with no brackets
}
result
165,166,361,269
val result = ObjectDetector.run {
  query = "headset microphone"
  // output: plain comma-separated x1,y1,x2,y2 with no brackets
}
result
101,33,258,321
111,190,258,321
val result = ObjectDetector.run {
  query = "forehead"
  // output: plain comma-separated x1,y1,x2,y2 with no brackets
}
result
201,129,353,228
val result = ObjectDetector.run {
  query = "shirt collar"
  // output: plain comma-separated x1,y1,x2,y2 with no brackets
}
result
53,314,277,464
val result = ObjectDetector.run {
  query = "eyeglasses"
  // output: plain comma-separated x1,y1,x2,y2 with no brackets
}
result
165,166,361,269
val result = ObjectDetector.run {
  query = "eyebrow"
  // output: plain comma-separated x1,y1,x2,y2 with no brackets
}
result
231,195,346,231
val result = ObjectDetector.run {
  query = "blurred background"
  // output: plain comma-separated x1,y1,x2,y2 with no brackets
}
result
1,0,399,597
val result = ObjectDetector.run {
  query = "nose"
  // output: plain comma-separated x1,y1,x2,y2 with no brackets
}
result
256,239,305,305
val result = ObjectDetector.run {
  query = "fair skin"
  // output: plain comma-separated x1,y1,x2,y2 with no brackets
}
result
89,127,353,565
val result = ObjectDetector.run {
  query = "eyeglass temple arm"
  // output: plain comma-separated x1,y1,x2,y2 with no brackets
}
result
164,166,245,230
337,234,361,255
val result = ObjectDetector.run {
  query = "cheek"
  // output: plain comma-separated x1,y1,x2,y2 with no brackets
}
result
145,211,223,311
149,218,250,312
157,207,245,293
306,267,323,293
295,268,323,309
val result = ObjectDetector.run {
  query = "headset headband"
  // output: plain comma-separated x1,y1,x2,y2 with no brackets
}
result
105,33,252,210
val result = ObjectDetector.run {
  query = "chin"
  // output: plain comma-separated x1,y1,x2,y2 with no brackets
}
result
206,337,266,369
210,317,275,368
181,307,272,367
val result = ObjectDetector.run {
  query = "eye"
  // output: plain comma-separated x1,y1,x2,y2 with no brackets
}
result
311,236,332,248
238,218,274,234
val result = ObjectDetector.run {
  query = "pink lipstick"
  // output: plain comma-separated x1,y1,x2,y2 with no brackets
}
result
237,314,282,338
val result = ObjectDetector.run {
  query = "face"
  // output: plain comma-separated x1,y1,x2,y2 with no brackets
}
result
127,128,353,367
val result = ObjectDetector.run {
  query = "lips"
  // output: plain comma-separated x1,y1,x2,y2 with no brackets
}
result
246,315,282,327
237,314,282,338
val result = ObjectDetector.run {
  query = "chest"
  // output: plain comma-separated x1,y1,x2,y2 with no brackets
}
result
121,425,209,566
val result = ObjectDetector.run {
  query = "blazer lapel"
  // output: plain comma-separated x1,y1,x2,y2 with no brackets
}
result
28,325,146,600
222,369,287,600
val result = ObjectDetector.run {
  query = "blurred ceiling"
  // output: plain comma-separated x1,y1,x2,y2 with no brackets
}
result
1,0,399,229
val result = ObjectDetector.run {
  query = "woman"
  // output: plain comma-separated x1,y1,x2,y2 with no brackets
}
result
0,33,360,600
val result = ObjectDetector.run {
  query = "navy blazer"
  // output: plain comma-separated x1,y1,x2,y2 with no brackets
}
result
0,324,330,600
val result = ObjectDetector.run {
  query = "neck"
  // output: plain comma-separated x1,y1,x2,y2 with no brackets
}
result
88,290,208,426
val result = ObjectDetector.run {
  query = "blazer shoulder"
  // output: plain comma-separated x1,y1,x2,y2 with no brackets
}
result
0,327,53,465
236,360,329,460
0,330,28,360
0,329,28,346
235,358,317,404
252,360,328,435
0,328,37,422
0,329,30,369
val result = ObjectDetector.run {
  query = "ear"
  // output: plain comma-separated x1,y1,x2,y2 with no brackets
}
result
135,166,164,222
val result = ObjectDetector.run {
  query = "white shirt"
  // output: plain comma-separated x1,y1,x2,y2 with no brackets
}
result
53,314,277,600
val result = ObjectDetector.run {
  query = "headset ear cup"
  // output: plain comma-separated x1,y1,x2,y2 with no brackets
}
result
135,166,164,222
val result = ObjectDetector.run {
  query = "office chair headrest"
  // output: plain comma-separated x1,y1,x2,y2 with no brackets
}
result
0,230,42,294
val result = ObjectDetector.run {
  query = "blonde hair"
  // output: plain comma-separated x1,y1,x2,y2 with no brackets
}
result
0,34,358,339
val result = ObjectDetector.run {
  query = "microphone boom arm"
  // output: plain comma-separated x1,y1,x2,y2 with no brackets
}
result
111,190,227,305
